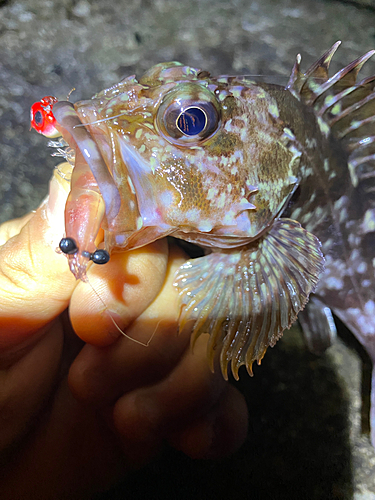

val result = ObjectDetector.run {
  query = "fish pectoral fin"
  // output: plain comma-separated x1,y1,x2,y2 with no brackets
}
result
173,218,325,380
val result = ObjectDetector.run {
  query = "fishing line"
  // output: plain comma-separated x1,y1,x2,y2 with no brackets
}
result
86,276,158,347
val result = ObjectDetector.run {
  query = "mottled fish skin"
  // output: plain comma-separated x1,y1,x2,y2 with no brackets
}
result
39,43,375,444
271,43,375,445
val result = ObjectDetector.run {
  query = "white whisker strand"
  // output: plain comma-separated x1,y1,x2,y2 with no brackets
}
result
72,105,144,128
67,88,76,101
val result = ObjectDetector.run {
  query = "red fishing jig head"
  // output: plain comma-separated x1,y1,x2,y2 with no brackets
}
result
30,96,60,137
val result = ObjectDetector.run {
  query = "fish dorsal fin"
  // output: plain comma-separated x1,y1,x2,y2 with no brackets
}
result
288,42,375,194
173,219,324,380
287,41,341,101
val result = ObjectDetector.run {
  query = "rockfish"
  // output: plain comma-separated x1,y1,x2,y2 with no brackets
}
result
31,42,375,443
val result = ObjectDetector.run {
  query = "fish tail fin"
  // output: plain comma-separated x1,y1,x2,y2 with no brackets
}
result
288,42,375,195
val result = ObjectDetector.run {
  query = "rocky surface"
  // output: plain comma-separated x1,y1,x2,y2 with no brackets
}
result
1,0,375,497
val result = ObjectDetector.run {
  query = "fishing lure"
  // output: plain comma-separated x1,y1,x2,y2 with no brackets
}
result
30,95,60,137
31,42,375,444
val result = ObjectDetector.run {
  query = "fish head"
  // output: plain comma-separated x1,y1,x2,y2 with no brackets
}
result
74,63,302,248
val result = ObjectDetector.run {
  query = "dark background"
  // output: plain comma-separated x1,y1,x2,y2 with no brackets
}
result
1,0,375,497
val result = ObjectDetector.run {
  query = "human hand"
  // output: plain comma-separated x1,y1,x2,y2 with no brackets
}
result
0,166,248,498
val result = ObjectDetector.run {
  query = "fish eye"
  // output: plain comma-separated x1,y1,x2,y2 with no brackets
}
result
156,83,220,146
176,107,207,136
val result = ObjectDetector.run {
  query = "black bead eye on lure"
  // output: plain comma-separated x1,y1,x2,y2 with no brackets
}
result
90,249,110,264
59,237,109,264
59,237,78,255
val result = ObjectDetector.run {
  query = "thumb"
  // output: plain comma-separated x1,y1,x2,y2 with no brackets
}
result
0,164,76,350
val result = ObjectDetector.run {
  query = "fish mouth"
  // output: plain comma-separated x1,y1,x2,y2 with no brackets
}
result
58,100,173,245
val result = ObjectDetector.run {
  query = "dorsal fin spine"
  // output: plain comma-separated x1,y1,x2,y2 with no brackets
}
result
327,91,375,127
338,115,375,140
288,43,375,106
317,85,360,117
288,43,375,191
303,41,341,85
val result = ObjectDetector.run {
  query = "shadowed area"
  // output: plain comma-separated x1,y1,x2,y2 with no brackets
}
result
97,327,353,500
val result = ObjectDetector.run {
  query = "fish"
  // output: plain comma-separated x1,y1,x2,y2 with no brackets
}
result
31,42,375,444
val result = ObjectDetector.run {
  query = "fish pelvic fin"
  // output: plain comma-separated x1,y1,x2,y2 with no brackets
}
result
288,42,375,193
298,296,337,355
173,219,325,380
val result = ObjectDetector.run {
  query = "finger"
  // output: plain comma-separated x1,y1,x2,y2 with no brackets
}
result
68,237,169,347
167,384,248,459
0,166,76,350
0,213,34,246
0,319,64,450
68,244,188,404
109,332,228,464
112,334,225,437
